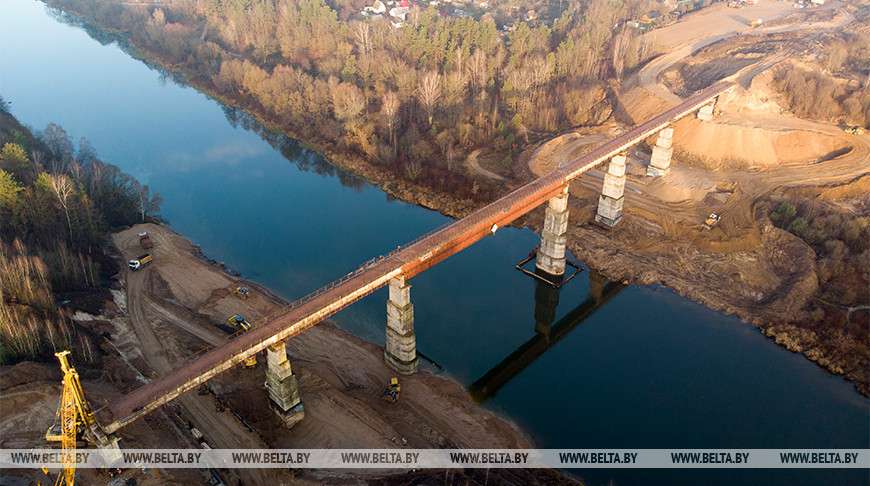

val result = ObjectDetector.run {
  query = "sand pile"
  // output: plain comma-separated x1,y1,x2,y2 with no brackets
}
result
672,116,849,168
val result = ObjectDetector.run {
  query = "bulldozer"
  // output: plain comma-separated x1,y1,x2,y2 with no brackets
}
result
703,213,721,230
233,286,251,299
382,378,401,403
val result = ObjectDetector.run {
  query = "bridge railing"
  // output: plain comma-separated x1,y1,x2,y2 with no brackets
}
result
175,219,458,367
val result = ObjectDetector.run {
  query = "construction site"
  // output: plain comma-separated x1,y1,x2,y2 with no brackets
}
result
1,0,868,485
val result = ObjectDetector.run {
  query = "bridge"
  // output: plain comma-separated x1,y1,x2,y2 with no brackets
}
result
94,81,733,435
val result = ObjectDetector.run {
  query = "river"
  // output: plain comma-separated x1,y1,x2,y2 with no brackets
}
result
1,1,867,484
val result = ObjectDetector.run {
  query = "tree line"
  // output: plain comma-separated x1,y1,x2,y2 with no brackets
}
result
0,106,161,364
43,0,662,191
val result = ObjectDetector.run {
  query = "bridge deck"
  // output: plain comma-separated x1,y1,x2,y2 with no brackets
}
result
98,81,733,433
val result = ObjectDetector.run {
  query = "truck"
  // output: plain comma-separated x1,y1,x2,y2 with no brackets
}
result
129,254,153,270
138,232,154,249
748,18,762,26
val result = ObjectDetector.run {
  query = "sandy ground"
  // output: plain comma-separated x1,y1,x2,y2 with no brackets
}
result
118,224,533,483
1,223,544,485
517,0,869,392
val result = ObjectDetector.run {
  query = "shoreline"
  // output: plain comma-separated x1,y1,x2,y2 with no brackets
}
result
100,223,558,483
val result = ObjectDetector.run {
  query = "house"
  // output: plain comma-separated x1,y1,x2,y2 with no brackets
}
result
503,22,516,31
641,11,661,22
370,0,387,13
398,0,410,7
389,6,409,20
525,9,537,21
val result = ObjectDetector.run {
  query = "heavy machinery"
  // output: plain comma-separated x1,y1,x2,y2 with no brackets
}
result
138,231,154,250
703,213,721,229
748,18,762,26
229,315,251,331
845,125,864,135
128,253,152,270
46,351,97,486
233,286,251,299
382,377,401,402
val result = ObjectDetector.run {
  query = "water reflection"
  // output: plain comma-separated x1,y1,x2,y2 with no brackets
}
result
219,105,368,191
468,269,624,404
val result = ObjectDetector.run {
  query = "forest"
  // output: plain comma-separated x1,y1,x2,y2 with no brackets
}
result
0,105,161,364
43,0,666,193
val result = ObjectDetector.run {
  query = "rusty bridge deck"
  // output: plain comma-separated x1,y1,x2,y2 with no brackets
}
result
97,81,733,434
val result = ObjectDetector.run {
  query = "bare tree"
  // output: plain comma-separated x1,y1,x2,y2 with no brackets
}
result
418,71,442,127
42,123,74,174
467,49,488,103
381,91,400,147
528,55,553,100
331,82,366,127
49,174,75,242
135,182,163,223
354,22,372,57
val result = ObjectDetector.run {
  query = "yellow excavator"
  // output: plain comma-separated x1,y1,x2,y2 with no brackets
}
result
45,351,96,486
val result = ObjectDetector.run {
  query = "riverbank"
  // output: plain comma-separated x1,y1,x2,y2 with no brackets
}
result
55,9,870,396
106,223,569,483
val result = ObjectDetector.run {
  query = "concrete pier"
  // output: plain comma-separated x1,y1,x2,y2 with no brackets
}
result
535,185,570,277
384,276,418,375
697,102,715,121
265,342,304,427
595,154,627,227
647,126,674,177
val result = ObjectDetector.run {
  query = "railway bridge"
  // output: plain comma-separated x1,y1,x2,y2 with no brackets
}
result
94,81,733,435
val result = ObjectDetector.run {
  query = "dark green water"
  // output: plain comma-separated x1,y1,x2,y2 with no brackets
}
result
1,1,866,484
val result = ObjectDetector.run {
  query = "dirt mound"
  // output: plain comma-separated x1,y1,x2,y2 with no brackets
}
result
783,173,870,201
672,116,850,168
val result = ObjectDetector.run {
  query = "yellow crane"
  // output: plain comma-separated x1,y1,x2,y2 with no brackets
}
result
45,351,96,486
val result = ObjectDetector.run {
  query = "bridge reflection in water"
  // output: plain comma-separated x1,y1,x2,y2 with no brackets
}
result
467,269,624,404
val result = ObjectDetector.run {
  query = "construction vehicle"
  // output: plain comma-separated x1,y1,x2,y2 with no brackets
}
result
233,286,251,299
128,253,152,270
703,213,721,229
46,351,97,486
845,125,864,135
138,231,154,250
244,353,257,367
748,18,762,26
382,377,401,402
229,315,251,331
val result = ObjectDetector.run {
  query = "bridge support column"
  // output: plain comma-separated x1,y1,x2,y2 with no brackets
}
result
385,276,418,375
535,185,570,277
697,102,715,121
595,153,627,227
647,126,674,177
265,342,304,427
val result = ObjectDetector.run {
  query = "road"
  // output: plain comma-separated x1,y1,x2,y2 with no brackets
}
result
525,0,867,229
113,229,275,486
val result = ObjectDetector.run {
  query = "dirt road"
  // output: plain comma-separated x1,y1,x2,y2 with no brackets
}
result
108,224,535,483
114,229,278,486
